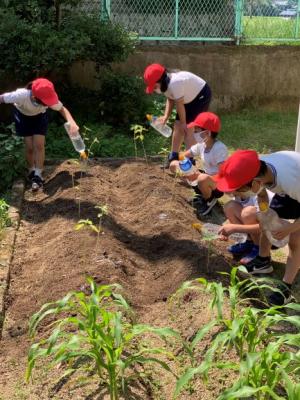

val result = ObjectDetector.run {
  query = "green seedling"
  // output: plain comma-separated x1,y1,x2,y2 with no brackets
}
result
158,147,170,181
130,124,148,163
95,204,109,245
26,279,179,400
74,219,99,234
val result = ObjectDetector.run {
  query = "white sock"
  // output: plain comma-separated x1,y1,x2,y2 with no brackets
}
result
35,168,43,178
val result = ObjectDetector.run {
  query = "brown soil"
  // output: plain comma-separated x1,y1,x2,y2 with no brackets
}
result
0,160,291,400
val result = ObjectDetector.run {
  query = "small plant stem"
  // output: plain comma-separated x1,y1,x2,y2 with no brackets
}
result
134,137,138,160
206,242,212,273
109,367,118,400
141,141,148,165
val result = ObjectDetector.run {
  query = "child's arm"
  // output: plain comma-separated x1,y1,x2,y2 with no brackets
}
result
219,223,260,237
158,98,174,124
58,106,79,134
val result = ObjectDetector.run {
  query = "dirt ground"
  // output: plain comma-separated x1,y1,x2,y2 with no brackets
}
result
0,160,295,400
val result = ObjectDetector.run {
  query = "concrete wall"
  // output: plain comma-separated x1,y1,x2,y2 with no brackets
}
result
69,44,300,112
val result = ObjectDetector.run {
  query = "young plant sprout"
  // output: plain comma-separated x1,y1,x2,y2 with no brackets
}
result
130,124,148,163
74,219,99,234
95,204,109,245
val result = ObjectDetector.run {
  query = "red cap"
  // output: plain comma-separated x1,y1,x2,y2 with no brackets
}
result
187,112,221,132
143,63,165,94
214,150,260,192
32,78,59,106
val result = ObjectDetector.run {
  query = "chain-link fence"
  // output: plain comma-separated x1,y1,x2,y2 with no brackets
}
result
242,0,300,43
80,0,300,44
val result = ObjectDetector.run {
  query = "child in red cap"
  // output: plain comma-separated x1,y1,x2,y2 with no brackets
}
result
143,63,211,168
0,78,79,191
215,149,300,306
170,112,228,216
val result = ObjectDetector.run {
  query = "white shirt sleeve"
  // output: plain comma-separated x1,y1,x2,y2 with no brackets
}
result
190,143,201,157
49,101,63,111
169,80,184,100
214,143,228,165
3,88,29,104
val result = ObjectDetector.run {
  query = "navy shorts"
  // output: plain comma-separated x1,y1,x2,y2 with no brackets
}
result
270,193,300,219
14,108,48,137
176,83,212,124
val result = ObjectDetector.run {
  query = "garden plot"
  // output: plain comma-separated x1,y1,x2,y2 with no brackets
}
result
0,160,296,400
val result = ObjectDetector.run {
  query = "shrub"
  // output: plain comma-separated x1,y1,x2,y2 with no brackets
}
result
0,4,135,81
98,72,151,127
0,198,10,232
0,123,25,192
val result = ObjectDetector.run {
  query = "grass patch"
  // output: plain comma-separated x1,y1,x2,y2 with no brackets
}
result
242,16,300,45
45,109,298,160
220,109,298,153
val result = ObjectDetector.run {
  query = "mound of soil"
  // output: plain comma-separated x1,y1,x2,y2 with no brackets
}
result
0,160,246,399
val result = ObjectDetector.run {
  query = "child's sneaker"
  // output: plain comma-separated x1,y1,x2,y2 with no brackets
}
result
31,175,44,191
242,256,273,275
227,239,254,255
196,197,218,216
27,170,36,182
267,283,293,306
240,245,259,264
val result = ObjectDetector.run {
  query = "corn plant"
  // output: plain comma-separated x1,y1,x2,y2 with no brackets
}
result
26,278,179,400
74,218,100,234
174,269,300,399
130,124,148,163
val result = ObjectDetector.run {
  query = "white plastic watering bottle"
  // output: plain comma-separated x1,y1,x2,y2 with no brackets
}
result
202,222,248,242
64,122,87,159
178,156,199,187
257,202,290,248
146,114,172,138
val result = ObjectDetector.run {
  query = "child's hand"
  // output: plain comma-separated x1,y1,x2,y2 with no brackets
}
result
68,122,79,135
218,224,238,238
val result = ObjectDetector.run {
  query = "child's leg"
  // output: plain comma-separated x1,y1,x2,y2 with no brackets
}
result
33,134,45,177
223,200,244,224
240,206,260,245
197,173,216,200
284,229,300,284
184,127,196,150
24,136,34,170
171,121,184,154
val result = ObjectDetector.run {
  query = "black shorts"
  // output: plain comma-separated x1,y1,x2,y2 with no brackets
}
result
176,83,212,124
270,193,300,219
14,108,48,137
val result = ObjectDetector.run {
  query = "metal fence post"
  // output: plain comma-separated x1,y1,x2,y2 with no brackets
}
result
234,0,244,45
295,0,300,39
101,0,111,21
175,0,179,39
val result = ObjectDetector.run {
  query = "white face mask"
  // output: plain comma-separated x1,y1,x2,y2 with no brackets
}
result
154,88,161,94
193,129,208,144
194,132,204,144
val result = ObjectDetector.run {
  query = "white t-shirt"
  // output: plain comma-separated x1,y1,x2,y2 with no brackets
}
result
3,88,63,116
164,71,206,104
235,190,274,211
260,151,300,204
190,140,228,175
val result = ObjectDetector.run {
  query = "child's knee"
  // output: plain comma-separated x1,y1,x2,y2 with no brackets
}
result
169,160,179,174
241,206,257,223
223,200,240,218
